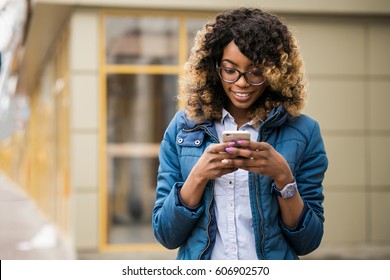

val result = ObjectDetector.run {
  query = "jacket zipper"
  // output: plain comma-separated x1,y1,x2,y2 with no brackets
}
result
259,110,280,141
255,109,281,260
254,173,266,259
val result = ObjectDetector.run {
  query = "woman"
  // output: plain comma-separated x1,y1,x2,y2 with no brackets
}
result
152,7,328,260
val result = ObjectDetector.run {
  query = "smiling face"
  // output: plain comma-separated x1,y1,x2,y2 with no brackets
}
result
219,40,267,123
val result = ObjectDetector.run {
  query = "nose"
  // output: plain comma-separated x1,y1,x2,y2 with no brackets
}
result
235,73,250,87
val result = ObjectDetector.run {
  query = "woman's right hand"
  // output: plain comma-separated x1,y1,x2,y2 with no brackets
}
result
194,143,239,181
179,143,237,207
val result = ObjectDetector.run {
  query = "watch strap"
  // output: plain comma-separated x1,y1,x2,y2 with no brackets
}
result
272,181,297,199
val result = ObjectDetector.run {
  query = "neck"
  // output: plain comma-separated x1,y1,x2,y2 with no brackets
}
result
225,106,251,129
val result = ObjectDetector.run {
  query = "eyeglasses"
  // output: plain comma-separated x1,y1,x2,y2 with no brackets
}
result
216,63,266,86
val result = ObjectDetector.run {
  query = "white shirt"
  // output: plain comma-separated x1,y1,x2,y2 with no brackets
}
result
210,109,259,260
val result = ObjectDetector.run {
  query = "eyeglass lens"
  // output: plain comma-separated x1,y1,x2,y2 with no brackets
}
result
218,66,265,85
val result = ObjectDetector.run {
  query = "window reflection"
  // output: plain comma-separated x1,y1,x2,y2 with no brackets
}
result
105,16,179,65
186,18,208,58
106,74,177,244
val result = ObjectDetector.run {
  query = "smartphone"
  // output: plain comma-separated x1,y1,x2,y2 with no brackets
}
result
222,131,251,143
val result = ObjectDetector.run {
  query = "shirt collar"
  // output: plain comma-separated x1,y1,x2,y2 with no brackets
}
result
221,108,232,126
221,108,260,131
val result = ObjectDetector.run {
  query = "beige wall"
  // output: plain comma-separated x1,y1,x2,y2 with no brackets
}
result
292,15,390,244
66,8,390,251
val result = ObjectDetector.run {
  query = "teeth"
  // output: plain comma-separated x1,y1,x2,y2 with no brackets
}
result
235,92,250,97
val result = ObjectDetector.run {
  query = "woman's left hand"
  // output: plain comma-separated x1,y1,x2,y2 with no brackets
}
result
222,140,294,186
224,140,304,229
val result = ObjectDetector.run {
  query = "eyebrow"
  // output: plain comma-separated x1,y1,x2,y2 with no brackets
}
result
221,58,255,68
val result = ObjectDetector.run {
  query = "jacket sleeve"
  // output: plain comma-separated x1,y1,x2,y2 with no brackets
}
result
152,112,205,249
280,120,328,256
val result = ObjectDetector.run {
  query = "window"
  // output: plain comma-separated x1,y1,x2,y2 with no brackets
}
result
100,11,209,249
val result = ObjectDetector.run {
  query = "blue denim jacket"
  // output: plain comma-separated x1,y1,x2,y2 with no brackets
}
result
152,106,328,259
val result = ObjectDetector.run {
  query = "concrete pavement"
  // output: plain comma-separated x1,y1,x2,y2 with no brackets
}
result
0,172,76,259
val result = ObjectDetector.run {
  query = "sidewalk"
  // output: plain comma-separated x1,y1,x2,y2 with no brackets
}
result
0,173,76,260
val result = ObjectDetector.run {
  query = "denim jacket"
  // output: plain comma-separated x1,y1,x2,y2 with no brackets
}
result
152,106,328,259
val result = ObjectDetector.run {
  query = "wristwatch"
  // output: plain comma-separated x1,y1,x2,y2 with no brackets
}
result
272,181,297,199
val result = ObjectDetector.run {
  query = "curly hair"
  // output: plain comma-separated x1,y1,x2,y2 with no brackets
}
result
179,7,307,126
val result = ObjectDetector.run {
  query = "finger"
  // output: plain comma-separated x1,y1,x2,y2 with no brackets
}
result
220,158,239,168
235,140,250,148
207,142,231,154
238,166,265,174
255,142,272,151
220,167,239,175
220,158,237,166
237,140,271,152
230,157,258,168
225,146,255,159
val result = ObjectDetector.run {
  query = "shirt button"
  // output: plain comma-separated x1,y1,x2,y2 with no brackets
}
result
177,138,183,144
194,140,201,145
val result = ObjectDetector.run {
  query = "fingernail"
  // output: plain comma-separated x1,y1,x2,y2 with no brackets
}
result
237,140,244,145
221,159,229,164
226,148,234,153
228,141,236,147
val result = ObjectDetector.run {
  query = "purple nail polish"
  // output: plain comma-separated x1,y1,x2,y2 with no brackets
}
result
226,148,234,153
237,140,244,145
228,141,236,147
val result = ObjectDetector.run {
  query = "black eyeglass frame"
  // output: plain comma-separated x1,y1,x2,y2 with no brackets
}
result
216,63,266,86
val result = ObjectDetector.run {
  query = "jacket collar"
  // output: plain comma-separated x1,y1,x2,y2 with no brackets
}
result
180,105,288,131
261,105,288,129
179,112,213,130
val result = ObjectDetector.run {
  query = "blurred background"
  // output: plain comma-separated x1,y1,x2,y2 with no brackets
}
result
0,0,389,260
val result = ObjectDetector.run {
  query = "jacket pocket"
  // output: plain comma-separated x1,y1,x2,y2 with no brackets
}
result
177,129,205,148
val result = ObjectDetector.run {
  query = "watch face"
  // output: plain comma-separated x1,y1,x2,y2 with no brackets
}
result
281,184,297,198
